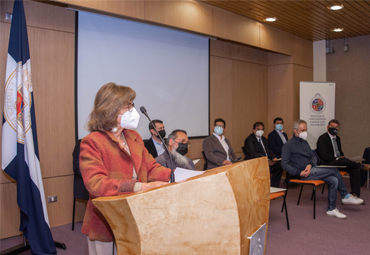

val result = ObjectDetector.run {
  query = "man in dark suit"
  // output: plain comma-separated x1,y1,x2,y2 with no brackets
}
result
202,118,238,170
144,119,166,158
244,122,282,187
316,119,370,198
268,117,288,159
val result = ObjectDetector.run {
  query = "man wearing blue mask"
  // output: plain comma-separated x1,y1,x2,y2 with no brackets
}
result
268,117,289,186
202,118,237,170
268,117,288,159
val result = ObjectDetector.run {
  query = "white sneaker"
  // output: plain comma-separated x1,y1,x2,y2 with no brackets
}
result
326,208,347,219
342,194,364,205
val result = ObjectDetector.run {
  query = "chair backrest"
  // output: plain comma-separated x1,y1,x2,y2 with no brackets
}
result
312,149,320,165
363,147,370,164
241,146,247,160
201,151,208,171
73,139,89,200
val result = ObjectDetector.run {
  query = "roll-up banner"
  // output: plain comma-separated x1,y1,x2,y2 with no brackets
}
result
299,81,336,149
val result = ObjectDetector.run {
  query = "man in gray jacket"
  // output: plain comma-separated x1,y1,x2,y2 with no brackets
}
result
202,118,237,170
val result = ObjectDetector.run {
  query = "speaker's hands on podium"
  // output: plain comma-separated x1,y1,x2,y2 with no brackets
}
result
141,181,168,191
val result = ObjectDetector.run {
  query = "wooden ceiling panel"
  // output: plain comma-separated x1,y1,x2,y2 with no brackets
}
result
201,0,370,41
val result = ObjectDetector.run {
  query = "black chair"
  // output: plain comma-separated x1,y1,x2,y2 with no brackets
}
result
241,146,247,160
362,147,370,188
201,151,208,170
72,139,89,231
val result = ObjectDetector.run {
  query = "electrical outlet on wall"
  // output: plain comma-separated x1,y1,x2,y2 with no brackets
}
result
48,195,57,203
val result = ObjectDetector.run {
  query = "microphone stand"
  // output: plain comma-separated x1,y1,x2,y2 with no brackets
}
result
140,107,175,183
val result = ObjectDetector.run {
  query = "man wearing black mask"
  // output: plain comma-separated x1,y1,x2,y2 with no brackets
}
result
316,119,370,199
155,129,195,170
144,119,166,158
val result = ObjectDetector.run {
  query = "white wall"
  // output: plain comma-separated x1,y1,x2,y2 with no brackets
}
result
313,40,326,82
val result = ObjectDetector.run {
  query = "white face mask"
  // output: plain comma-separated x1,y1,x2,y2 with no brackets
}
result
298,131,308,140
256,130,264,137
119,107,140,129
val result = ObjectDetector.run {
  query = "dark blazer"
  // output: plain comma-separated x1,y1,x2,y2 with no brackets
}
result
268,130,288,159
244,133,276,160
316,132,344,165
144,138,158,158
202,134,237,170
73,139,89,200
155,150,196,170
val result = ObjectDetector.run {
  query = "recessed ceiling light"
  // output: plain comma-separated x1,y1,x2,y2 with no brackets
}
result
264,17,276,22
328,5,343,10
332,28,344,32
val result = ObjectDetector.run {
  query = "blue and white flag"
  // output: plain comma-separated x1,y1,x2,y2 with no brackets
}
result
2,0,56,254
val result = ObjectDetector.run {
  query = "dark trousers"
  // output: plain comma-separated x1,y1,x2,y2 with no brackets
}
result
270,161,283,188
329,158,361,197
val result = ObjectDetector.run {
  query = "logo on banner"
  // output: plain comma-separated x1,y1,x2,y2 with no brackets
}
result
4,62,32,144
310,93,326,114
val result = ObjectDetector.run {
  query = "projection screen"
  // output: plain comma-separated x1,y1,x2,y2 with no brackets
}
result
77,11,210,140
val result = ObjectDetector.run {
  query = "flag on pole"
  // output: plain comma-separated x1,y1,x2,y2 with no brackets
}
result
2,0,56,254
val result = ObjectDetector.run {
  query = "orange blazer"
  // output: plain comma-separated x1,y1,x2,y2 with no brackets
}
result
80,129,171,242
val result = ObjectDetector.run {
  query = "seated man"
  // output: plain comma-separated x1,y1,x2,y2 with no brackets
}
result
155,129,195,170
268,117,288,159
316,119,369,198
202,118,237,170
244,122,282,187
144,119,166,158
282,119,363,219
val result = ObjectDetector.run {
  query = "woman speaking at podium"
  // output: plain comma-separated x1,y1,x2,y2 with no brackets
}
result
79,82,171,255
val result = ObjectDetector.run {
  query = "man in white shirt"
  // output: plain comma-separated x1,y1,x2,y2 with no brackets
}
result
144,119,166,158
202,118,237,170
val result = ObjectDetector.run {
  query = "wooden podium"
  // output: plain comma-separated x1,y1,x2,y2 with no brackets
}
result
92,158,270,255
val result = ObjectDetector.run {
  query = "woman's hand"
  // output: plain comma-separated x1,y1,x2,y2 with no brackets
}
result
141,181,168,191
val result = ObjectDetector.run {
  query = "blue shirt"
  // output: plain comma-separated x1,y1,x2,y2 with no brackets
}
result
281,136,317,177
152,137,165,156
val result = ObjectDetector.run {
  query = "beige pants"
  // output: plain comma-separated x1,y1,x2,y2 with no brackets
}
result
87,237,117,255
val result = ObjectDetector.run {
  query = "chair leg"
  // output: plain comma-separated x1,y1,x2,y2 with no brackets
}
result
283,195,290,230
72,198,76,231
311,188,315,200
281,190,288,213
322,184,325,194
313,186,316,219
297,185,303,205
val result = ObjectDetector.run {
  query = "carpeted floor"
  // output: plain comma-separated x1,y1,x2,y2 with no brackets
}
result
1,178,368,254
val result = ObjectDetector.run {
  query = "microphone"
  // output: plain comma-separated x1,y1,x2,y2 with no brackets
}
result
140,106,175,183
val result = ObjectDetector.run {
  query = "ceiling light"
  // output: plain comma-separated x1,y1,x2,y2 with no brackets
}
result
332,28,344,32
328,5,343,10
264,17,276,22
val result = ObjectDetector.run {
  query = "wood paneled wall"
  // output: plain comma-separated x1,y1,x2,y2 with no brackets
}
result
1,0,313,239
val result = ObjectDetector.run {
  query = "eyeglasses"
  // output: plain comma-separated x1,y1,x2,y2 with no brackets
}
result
175,140,191,146
126,102,135,112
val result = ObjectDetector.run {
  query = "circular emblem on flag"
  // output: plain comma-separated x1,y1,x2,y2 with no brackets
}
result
310,93,326,113
4,63,32,144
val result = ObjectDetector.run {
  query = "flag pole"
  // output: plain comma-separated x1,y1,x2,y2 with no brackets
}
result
1,0,66,254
